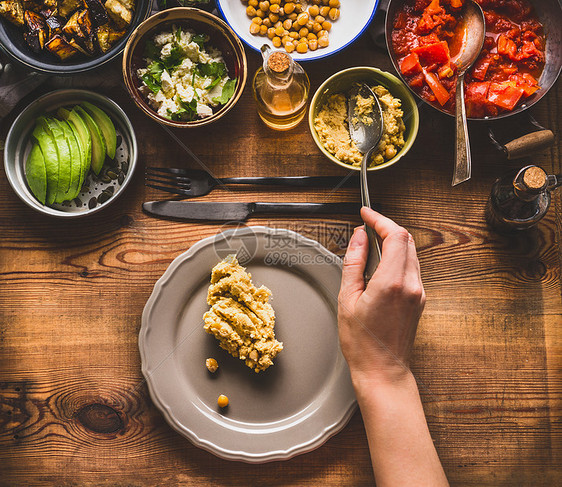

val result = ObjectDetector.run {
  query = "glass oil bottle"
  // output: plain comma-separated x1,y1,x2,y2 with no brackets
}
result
252,44,310,130
485,165,561,231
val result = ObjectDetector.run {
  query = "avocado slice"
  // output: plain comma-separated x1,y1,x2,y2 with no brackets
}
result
39,117,72,203
32,119,59,205
81,101,116,159
25,143,47,205
74,106,105,175
59,120,82,199
59,107,92,181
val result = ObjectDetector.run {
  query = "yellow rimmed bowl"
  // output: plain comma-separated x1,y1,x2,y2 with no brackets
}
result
122,7,247,128
309,67,419,171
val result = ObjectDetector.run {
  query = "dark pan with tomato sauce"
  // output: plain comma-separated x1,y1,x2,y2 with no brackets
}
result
385,0,562,120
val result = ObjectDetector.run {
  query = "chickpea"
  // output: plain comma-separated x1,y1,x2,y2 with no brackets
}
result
249,22,261,34
246,5,256,16
318,34,329,47
281,34,291,45
296,41,308,53
385,146,397,159
268,13,278,23
263,17,272,27
252,16,262,24
258,1,269,11
270,0,280,3
295,3,303,13
322,20,332,31
305,20,314,30
299,27,309,38
312,22,322,32
329,0,340,7
205,358,219,373
283,18,292,30
274,20,282,28
289,31,299,39
287,12,298,21
315,15,325,23
272,35,282,47
255,9,265,18
309,38,318,50
269,3,280,13
329,8,339,20
274,25,284,36
285,40,296,53
307,32,317,40
308,5,319,17
260,24,268,35
267,27,276,38
297,12,309,25
217,395,229,408
284,2,295,14
248,0,258,6
320,6,330,16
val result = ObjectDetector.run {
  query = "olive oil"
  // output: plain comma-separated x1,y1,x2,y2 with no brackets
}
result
252,45,310,131
485,165,561,231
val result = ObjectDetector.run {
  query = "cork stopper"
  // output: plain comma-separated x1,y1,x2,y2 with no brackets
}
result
522,166,547,190
268,51,291,73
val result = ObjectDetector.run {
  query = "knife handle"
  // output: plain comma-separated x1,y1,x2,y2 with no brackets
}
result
253,202,361,215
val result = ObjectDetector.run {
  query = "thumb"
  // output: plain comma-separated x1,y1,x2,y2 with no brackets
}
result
340,226,368,302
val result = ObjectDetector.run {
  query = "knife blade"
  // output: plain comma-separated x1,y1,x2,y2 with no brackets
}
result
143,201,363,221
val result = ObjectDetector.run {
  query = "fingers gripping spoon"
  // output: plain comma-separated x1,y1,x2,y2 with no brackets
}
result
348,83,384,281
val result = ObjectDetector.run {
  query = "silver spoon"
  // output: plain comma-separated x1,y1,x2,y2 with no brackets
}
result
348,83,384,281
451,0,486,186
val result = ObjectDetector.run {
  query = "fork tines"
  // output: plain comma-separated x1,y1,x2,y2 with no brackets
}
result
145,167,193,196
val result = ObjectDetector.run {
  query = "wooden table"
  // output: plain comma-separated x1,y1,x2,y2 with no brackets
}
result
0,28,560,486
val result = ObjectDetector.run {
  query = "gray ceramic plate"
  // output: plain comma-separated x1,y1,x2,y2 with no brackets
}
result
139,226,356,463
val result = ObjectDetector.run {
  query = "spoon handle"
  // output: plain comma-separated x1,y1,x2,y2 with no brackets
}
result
452,74,472,186
360,152,381,281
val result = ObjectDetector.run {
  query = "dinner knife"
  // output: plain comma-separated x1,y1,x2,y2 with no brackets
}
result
143,201,363,221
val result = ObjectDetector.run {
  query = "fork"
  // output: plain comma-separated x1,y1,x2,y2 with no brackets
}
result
145,167,358,198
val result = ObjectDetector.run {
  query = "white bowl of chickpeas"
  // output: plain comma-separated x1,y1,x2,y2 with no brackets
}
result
216,0,379,60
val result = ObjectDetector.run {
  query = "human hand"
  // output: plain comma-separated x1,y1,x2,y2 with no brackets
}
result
338,207,425,386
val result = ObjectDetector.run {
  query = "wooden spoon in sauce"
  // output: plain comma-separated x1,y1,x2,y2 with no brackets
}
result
451,0,486,187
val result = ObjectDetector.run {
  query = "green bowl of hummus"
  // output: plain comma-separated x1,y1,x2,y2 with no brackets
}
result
309,67,419,171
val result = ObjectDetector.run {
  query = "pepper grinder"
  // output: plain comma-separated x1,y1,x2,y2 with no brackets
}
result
485,165,561,231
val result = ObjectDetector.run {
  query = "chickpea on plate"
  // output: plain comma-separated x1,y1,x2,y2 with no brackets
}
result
243,0,342,54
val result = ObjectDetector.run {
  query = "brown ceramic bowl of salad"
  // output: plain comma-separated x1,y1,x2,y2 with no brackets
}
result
122,7,247,128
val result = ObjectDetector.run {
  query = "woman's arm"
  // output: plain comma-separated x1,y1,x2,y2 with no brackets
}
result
338,207,448,487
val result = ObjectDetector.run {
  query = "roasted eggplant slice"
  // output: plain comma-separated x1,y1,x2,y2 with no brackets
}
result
45,33,77,59
62,9,79,36
104,0,130,29
67,36,89,55
0,0,25,26
58,0,83,18
96,22,124,53
83,0,107,25
24,10,47,49
22,0,42,13
44,14,62,37
116,0,134,10
62,9,94,53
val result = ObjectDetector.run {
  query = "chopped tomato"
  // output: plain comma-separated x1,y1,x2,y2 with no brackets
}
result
450,0,463,8
487,82,524,110
471,55,494,80
413,41,450,64
400,53,423,76
465,81,491,117
497,34,517,59
423,70,451,105
509,74,540,96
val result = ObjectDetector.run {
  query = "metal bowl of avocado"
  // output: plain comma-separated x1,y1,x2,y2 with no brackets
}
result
4,89,138,218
